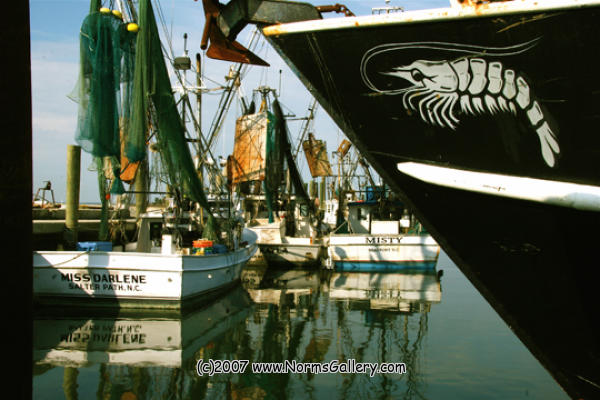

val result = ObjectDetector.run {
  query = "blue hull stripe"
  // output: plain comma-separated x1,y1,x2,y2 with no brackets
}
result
334,261,437,272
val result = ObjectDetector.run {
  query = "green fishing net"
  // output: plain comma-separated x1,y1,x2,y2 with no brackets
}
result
259,99,312,223
72,11,136,160
130,0,218,240
272,99,312,212
71,0,218,241
262,110,283,223
70,6,137,240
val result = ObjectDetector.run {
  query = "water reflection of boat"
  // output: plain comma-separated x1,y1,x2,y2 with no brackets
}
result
240,266,439,398
33,286,252,371
326,269,438,398
329,270,441,312
33,264,440,399
243,267,321,305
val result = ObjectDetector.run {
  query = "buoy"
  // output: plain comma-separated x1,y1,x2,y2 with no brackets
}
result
127,23,139,33
99,7,110,14
111,10,123,19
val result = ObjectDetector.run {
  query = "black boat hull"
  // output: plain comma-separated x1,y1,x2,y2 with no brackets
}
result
264,3,600,398
266,4,600,185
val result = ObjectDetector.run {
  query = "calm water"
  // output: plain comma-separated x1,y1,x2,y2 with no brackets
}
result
32,251,568,399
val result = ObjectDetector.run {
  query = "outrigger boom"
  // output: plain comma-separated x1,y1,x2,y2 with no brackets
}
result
198,0,353,66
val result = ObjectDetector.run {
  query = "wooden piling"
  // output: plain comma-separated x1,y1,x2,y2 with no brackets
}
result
64,145,81,249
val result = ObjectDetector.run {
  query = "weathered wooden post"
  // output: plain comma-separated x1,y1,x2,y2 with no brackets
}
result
64,145,81,249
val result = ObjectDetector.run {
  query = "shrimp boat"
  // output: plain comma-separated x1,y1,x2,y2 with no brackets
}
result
198,0,600,398
33,211,258,309
246,209,326,269
324,141,439,271
33,0,259,309
232,88,328,268
327,187,440,272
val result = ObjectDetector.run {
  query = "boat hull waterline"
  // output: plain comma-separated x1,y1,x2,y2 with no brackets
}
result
258,242,325,268
329,234,439,271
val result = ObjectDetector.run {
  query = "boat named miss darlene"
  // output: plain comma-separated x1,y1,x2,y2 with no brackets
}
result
33,212,258,309
198,0,600,398
33,0,259,310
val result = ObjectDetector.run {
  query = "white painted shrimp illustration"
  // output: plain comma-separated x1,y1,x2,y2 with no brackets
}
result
361,39,560,167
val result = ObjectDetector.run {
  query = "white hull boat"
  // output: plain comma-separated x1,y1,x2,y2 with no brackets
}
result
329,233,440,272
327,195,440,271
33,228,258,309
259,240,324,268
33,2,260,311
247,218,325,268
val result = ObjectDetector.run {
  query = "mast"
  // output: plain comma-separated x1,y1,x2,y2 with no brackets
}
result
196,53,203,161
293,98,318,160
358,157,377,190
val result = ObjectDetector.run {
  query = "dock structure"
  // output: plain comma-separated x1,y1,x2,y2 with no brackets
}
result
33,207,137,250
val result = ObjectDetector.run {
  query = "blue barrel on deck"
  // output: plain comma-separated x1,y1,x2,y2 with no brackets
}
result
76,241,113,251
366,186,385,201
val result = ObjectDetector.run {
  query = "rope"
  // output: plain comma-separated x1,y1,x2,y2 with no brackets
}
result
48,250,92,267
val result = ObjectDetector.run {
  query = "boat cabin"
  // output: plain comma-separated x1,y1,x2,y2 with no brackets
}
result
345,186,413,234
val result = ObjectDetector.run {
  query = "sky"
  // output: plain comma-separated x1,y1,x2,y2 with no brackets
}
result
30,0,448,203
